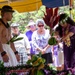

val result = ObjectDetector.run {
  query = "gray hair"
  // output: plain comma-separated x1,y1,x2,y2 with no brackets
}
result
36,19,45,26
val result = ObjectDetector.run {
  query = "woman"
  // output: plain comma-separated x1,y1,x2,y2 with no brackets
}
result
32,19,53,64
25,21,36,55
56,13,75,69
11,23,31,65
54,27,64,71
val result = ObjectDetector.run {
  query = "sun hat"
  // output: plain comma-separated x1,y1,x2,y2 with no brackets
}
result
28,21,36,26
26,21,36,28
11,23,19,27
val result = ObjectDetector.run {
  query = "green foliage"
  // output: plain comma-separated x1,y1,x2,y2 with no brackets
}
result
36,70,44,75
26,53,45,75
48,37,57,45
10,73,17,75
0,61,6,75
11,6,45,33
7,36,23,44
27,53,45,68
48,31,57,45
10,3,75,33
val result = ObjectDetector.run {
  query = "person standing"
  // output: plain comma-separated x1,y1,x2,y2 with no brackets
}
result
32,19,53,64
11,23,31,65
25,21,36,55
57,13,75,69
0,5,20,66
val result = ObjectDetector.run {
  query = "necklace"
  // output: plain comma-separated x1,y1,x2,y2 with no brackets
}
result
0,19,10,28
65,25,69,35
63,24,71,47
63,24,69,36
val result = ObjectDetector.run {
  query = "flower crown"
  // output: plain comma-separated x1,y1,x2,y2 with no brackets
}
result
59,17,68,25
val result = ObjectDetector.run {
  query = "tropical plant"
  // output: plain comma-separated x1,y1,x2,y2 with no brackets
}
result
26,53,45,75
43,7,59,45
7,36,23,44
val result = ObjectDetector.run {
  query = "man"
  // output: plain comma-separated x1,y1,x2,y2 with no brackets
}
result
0,5,20,66
11,23,31,65
25,21,36,55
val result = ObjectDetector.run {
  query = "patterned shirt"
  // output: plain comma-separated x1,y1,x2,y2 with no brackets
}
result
32,29,53,54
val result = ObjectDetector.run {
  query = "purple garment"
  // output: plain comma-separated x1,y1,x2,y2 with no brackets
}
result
26,30,35,54
63,25,75,69
54,45,58,55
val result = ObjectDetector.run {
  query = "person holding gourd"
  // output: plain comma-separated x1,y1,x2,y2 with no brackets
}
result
56,13,75,70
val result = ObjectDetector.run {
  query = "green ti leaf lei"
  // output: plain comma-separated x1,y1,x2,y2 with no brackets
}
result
7,36,23,44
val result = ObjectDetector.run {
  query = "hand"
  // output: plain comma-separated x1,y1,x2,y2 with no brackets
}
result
62,34,69,42
28,55,31,60
41,49,46,54
62,36,67,42
15,54,20,62
2,54,9,62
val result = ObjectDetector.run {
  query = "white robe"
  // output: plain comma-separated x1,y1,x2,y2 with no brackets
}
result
0,44,18,67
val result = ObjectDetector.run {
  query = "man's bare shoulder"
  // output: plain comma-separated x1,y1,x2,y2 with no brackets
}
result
0,21,4,27
0,21,4,32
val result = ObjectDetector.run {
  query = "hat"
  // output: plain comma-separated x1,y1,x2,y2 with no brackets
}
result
25,21,36,28
0,5,14,12
28,21,36,26
11,23,19,27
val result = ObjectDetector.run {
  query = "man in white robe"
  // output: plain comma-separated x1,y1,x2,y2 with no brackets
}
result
0,5,20,66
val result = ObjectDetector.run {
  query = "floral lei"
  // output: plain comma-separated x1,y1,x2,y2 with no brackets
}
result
63,24,71,47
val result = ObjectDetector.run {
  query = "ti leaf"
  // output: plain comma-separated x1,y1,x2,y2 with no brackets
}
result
37,70,44,75
7,36,23,44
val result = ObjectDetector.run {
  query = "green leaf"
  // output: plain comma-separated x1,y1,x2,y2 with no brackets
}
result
37,70,44,75
48,37,57,45
51,32,54,36
11,37,23,42
26,60,32,65
10,73,17,75
68,73,71,75
7,37,23,44
37,52,42,57
31,55,38,63
41,58,45,63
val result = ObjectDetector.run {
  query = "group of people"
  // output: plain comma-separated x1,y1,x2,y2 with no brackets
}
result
0,5,75,70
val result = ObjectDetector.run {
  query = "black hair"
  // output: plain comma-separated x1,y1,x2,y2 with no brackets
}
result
56,13,75,37
55,25,63,37
59,13,75,26
66,17,75,26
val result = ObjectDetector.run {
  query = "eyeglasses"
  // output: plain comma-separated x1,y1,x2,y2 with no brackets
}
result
38,25,44,27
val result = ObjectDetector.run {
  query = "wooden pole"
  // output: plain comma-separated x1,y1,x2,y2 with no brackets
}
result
69,0,74,18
